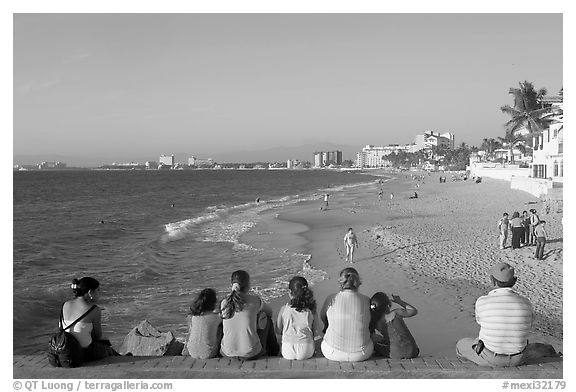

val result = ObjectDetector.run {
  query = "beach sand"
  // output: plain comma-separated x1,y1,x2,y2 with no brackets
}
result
241,171,563,357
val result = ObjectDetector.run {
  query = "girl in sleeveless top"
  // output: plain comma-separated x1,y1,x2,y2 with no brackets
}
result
275,276,318,360
370,292,419,359
186,288,222,359
62,277,119,362
220,270,279,360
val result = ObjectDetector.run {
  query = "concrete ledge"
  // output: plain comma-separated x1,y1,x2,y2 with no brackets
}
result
13,355,563,379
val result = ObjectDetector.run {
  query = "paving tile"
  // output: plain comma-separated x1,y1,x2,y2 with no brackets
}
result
339,362,354,371
434,359,455,370
190,359,206,370
300,358,318,370
291,360,306,370
240,361,255,370
350,361,368,371
315,358,330,370
327,360,341,370
265,357,280,370
279,358,292,370
365,359,387,371
137,358,161,369
252,359,268,370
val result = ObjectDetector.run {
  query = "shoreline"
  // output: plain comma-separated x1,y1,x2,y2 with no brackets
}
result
240,172,563,357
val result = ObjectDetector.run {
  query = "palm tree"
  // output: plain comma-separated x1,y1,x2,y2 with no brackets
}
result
500,81,559,137
498,131,526,164
481,138,502,161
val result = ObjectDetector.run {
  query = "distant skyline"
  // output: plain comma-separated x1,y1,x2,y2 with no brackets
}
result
13,13,563,165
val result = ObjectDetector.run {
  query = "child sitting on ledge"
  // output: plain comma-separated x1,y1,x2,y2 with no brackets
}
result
369,292,419,359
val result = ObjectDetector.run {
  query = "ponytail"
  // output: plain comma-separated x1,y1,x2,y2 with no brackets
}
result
288,276,316,312
338,267,361,291
71,277,99,297
221,270,249,319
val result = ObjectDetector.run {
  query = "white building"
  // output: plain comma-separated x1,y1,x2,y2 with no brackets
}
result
530,94,563,181
159,154,175,167
355,144,412,168
414,131,455,150
313,151,342,167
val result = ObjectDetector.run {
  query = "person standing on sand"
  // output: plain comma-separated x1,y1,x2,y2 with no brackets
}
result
509,212,524,250
521,211,530,245
323,193,330,210
529,209,540,246
498,213,511,249
456,263,533,367
534,221,548,260
344,228,359,263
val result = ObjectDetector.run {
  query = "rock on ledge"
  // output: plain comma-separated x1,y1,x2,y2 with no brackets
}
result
118,320,183,356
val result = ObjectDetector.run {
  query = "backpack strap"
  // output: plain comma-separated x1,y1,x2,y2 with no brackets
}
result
59,304,97,331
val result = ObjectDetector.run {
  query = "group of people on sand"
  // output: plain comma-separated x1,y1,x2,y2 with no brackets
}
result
498,209,548,259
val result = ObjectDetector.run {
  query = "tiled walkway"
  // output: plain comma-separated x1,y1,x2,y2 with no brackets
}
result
13,355,563,379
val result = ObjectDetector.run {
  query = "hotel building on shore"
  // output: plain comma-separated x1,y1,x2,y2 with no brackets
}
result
159,154,175,167
414,131,455,150
313,151,343,167
355,131,455,168
531,94,563,181
355,144,415,168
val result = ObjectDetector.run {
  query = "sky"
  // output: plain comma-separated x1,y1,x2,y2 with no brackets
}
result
13,13,563,164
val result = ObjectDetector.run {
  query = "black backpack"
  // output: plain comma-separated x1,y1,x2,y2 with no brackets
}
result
47,304,96,368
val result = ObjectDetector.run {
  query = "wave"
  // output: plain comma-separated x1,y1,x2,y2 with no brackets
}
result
162,178,377,246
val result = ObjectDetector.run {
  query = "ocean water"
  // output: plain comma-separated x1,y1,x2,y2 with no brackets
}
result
13,169,376,353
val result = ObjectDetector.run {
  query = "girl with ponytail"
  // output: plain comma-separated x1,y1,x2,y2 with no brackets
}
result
275,276,318,360
220,270,279,359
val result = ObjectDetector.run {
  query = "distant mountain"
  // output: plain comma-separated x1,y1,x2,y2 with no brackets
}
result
14,143,364,167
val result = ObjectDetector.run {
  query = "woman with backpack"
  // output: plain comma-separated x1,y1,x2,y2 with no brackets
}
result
60,277,118,362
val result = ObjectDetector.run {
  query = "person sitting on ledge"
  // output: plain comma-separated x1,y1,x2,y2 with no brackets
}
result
186,288,222,359
61,277,119,362
456,263,532,367
320,267,373,362
275,276,318,360
220,270,279,360
369,292,419,359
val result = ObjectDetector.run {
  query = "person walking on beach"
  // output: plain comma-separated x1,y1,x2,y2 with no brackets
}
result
322,193,330,211
369,292,419,359
529,209,540,245
534,221,548,260
456,263,533,367
498,213,511,249
276,276,318,360
509,212,524,250
344,228,359,263
378,188,383,202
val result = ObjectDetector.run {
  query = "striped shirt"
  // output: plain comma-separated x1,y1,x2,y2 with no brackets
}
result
475,288,533,355
321,291,371,353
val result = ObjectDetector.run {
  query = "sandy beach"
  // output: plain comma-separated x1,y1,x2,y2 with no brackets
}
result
241,171,563,357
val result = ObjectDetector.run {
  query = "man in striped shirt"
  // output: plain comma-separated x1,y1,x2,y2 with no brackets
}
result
456,262,533,367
